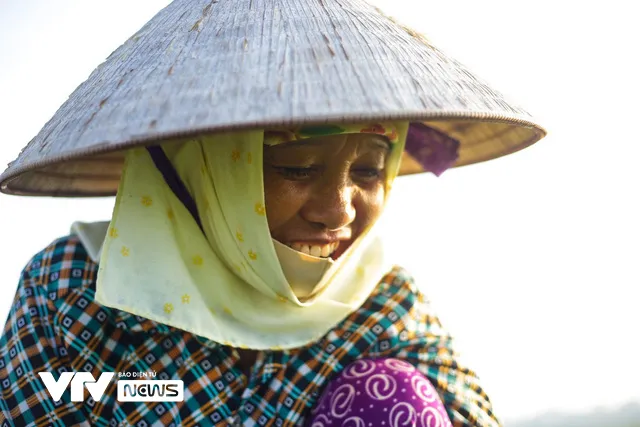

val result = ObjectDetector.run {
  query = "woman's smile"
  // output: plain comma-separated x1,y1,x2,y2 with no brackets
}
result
285,241,340,258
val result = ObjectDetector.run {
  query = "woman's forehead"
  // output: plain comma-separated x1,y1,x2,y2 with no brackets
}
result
265,133,390,153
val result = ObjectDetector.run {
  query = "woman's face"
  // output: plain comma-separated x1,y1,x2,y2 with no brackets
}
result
263,133,390,259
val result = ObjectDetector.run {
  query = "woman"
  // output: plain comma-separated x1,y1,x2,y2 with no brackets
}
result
0,0,545,426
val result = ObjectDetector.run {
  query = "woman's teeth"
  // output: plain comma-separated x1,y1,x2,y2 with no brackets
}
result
288,242,339,258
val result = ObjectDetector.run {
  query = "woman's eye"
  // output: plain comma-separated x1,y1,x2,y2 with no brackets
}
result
352,168,383,181
276,167,316,180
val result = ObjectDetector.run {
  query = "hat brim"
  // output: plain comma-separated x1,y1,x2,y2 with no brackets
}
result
0,115,544,197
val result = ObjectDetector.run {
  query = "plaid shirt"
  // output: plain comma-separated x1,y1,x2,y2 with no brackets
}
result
0,235,500,426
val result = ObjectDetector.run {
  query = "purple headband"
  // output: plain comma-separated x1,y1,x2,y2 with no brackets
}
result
406,123,460,177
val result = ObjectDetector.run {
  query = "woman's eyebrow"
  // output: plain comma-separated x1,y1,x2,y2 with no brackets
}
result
264,134,391,148
368,137,391,151
356,136,391,154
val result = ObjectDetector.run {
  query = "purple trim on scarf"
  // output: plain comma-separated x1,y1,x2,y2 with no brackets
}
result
146,146,204,232
307,358,452,426
406,123,460,176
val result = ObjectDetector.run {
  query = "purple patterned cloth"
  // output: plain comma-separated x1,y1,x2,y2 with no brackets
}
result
307,358,453,427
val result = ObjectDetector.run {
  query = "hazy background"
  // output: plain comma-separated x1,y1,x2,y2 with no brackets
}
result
1,0,638,425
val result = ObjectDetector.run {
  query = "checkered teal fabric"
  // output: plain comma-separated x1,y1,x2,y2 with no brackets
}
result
0,235,500,426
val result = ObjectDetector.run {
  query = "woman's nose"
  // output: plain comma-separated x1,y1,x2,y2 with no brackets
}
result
301,179,356,231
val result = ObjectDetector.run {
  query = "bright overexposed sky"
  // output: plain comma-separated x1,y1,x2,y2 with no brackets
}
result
0,0,638,423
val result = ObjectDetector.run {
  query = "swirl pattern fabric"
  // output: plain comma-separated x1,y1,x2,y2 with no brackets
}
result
308,358,452,427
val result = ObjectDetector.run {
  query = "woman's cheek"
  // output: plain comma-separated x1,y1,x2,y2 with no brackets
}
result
264,177,306,230
356,185,386,228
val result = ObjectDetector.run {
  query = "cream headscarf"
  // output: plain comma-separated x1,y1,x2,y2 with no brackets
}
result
96,123,408,350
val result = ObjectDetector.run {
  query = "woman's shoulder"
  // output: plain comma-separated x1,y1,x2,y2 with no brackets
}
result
343,265,443,340
19,234,98,299
372,265,430,309
379,265,419,291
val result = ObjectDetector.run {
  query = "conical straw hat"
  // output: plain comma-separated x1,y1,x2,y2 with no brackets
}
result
0,0,545,196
